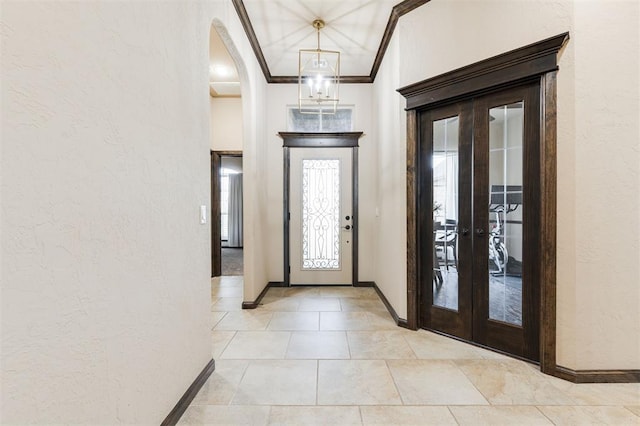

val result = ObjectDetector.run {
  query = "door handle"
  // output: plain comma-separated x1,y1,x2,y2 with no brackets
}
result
459,227,469,236
342,225,351,230
476,228,485,236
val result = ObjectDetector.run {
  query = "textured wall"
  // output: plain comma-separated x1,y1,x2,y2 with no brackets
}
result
0,0,268,423
374,0,639,370
262,84,377,283
211,97,243,151
372,30,408,318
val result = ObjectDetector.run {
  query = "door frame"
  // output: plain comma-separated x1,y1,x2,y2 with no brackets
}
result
211,150,243,278
399,33,569,375
279,132,363,286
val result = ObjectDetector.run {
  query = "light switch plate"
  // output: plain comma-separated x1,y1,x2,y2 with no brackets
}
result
200,205,207,224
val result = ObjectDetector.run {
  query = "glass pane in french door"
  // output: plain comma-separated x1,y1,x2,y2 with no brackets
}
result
432,116,459,310
488,102,524,325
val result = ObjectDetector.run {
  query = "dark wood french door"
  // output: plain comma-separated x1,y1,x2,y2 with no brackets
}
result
419,82,541,361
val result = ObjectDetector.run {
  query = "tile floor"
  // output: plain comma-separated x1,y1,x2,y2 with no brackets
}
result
179,276,640,425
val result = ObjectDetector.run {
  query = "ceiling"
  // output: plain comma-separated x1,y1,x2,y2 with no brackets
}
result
209,27,241,97
209,0,428,96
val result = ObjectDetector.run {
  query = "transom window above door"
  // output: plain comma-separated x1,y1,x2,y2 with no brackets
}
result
287,105,354,132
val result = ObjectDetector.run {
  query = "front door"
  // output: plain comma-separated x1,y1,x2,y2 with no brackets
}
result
421,83,541,361
289,147,353,285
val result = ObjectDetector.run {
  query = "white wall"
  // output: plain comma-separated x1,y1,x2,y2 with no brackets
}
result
263,84,377,283
0,0,268,423
210,97,243,151
374,0,639,370
373,30,408,317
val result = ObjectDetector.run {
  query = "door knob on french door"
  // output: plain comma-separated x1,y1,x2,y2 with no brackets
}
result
459,227,469,236
476,228,485,236
342,225,351,230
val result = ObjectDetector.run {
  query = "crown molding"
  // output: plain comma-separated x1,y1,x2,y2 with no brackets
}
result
231,0,430,84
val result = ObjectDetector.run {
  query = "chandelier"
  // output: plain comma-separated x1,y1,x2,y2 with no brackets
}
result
298,19,340,114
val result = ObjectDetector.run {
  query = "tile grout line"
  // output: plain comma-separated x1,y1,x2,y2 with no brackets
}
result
216,330,237,359
357,405,364,425
211,311,228,330
454,359,492,406
384,359,407,406
534,405,558,425
446,406,462,425
315,359,320,406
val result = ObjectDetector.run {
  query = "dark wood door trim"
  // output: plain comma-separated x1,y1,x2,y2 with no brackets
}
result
539,70,558,375
211,150,243,278
398,32,569,110
279,132,363,286
406,110,419,330
211,151,220,277
401,33,568,376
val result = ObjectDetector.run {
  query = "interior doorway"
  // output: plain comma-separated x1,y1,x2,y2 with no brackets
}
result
211,151,243,277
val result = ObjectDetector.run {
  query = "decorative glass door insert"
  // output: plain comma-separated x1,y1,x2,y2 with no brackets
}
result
290,147,352,285
302,159,341,270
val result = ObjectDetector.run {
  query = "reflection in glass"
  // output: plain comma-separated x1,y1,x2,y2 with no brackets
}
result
432,116,459,311
488,102,524,326
302,159,341,270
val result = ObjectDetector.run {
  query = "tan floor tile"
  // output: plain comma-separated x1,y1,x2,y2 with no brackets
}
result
538,405,640,425
627,406,640,416
403,330,489,360
221,331,291,359
450,406,552,425
317,360,402,405
214,275,243,285
178,405,270,425
259,296,300,312
297,297,342,311
360,406,457,425
365,311,399,330
560,383,640,406
283,287,321,298
286,331,350,359
388,359,488,405
214,311,273,331
347,331,416,359
456,359,577,405
320,286,377,298
210,311,227,330
190,360,249,405
268,406,361,425
211,330,236,359
211,286,243,298
232,360,317,405
339,298,388,313
268,312,320,331
320,312,375,331
211,297,243,312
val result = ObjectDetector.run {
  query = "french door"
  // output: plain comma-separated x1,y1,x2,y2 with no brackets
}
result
420,83,541,361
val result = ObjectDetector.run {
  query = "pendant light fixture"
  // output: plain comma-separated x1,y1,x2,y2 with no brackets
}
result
298,19,340,114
